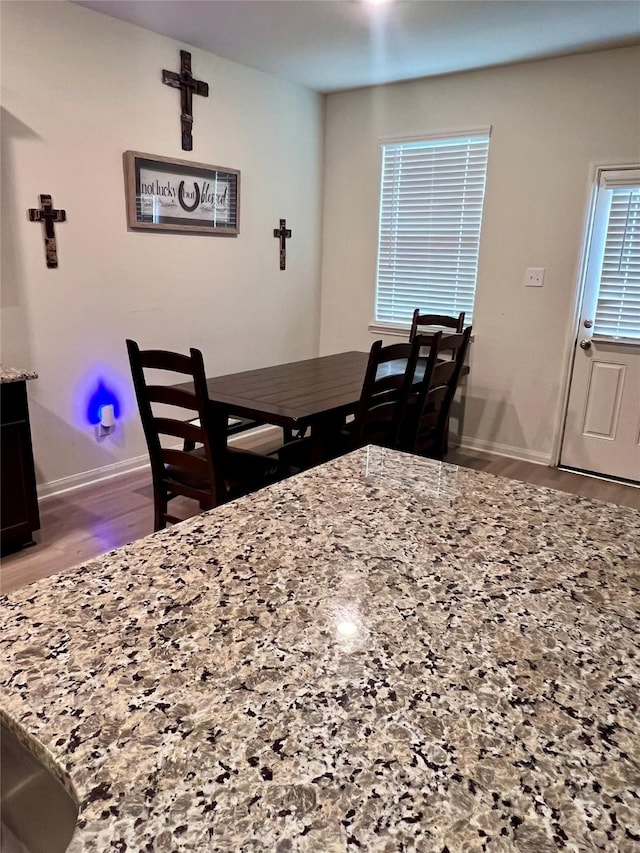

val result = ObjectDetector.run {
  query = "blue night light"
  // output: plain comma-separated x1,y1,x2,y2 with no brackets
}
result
86,380,121,426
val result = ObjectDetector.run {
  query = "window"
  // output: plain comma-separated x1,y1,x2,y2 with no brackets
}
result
375,130,490,327
587,169,640,340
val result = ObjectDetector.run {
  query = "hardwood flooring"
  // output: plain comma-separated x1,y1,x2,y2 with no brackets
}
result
2,442,638,595
446,448,640,509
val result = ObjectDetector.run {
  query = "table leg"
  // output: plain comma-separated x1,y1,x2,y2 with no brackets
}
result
309,412,349,465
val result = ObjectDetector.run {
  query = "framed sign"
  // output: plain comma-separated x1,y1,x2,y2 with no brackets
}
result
123,151,240,235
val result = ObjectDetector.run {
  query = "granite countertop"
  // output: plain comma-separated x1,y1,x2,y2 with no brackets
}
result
0,365,38,383
1,447,638,852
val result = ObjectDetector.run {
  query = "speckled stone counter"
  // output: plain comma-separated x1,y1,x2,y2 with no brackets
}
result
1,447,638,852
0,365,38,383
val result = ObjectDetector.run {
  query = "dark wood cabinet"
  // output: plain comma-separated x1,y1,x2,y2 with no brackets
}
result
1,381,40,553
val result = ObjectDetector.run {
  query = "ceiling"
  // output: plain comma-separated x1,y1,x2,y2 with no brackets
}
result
75,0,640,93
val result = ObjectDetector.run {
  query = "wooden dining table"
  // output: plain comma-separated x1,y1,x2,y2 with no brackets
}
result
196,350,373,462
177,343,469,463
207,350,369,426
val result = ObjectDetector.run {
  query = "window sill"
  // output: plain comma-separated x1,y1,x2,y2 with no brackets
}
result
368,322,411,338
368,322,475,342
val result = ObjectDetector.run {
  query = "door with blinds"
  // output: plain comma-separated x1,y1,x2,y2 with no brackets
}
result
561,167,640,482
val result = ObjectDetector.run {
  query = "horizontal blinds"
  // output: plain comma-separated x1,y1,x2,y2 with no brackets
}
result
376,135,490,325
594,185,640,339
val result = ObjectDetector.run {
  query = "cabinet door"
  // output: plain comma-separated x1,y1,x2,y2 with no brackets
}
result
1,422,35,541
1,381,40,551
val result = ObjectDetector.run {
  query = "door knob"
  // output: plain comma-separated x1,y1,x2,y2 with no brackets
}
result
579,339,592,350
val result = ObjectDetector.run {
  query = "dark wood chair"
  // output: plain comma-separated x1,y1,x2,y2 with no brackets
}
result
348,339,421,451
409,310,465,342
278,339,421,471
398,326,472,459
126,340,285,531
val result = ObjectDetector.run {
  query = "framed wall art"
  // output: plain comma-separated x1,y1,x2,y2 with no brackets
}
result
123,151,240,235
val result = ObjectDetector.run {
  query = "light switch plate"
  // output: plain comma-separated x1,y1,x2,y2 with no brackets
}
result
525,267,545,287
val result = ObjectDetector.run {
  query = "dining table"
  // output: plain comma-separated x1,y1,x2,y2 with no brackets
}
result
174,350,376,464
180,344,469,462
207,351,371,428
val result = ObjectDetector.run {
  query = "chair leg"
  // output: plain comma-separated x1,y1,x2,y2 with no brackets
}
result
153,489,168,532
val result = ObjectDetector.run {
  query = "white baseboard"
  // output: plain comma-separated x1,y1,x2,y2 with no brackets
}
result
37,426,550,500
37,424,282,501
458,435,552,466
37,454,151,500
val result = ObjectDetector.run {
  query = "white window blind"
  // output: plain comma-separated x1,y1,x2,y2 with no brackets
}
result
375,132,490,326
594,179,640,339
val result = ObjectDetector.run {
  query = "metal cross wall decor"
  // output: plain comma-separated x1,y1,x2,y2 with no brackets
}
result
273,219,292,270
28,194,66,268
162,50,209,151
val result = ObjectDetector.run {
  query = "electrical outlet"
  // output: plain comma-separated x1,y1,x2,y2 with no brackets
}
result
525,267,545,287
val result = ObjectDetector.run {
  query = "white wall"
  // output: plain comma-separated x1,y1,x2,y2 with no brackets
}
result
319,47,640,462
1,1,323,490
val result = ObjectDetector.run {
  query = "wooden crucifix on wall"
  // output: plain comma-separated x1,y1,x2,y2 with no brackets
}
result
28,194,66,268
273,219,292,270
162,50,209,151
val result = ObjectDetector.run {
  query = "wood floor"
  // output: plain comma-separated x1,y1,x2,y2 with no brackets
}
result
2,443,638,596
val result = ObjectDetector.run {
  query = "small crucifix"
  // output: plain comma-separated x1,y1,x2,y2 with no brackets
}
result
162,50,209,151
28,194,66,268
273,219,292,270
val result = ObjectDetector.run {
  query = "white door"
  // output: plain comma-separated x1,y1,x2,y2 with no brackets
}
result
561,167,640,483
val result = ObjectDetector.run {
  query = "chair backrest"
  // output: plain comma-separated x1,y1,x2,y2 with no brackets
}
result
126,339,222,514
350,339,421,450
402,326,472,458
409,309,465,342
